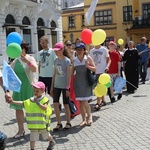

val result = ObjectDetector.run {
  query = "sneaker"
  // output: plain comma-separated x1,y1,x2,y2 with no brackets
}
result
117,94,122,100
47,141,56,150
111,97,115,103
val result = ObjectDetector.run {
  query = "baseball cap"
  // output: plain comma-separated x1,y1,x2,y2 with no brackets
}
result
109,41,117,46
75,42,86,49
53,43,64,51
31,81,45,91
141,37,147,40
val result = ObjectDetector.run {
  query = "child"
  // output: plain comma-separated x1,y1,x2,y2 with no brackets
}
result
50,42,72,131
8,81,55,150
107,41,122,102
146,57,150,81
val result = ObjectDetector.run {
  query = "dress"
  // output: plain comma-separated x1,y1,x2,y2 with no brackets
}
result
10,60,34,110
74,56,92,100
123,48,139,92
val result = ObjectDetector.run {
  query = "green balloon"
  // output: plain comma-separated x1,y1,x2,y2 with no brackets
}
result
6,43,22,58
105,81,112,88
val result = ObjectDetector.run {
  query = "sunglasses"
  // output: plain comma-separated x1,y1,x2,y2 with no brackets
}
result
66,44,72,46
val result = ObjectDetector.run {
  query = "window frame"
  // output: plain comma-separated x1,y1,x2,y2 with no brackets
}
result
94,9,112,26
68,16,75,28
123,5,132,22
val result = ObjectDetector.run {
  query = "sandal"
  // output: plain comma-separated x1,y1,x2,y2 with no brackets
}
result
53,123,63,132
13,131,25,139
87,116,93,126
93,103,101,111
100,101,106,107
63,123,72,130
79,121,87,127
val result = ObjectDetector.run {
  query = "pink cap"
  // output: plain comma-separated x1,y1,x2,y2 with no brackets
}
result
53,43,64,51
109,41,117,46
31,81,45,90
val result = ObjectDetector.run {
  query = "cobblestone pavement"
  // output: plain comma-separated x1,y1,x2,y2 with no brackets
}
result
1,82,150,150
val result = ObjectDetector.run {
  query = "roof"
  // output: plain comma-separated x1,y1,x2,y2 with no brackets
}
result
68,2,84,9
62,2,84,11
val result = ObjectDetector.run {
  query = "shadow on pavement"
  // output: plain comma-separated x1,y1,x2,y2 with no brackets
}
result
3,119,16,126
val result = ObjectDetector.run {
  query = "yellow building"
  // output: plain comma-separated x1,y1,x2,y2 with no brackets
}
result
62,0,150,46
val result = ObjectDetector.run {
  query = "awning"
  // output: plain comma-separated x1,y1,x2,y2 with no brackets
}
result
37,26,55,30
2,23,28,29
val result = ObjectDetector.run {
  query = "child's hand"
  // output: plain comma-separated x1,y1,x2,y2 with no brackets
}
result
5,92,13,103
34,96,38,103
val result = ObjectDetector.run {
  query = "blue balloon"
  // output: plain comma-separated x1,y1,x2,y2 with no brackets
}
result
6,32,22,45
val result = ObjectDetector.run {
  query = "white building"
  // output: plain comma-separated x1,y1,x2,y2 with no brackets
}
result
61,0,83,9
0,0,62,65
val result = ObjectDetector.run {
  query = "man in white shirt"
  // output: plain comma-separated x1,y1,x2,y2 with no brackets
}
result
90,44,111,110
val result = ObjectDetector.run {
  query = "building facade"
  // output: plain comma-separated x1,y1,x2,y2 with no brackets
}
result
61,0,83,9
0,0,62,65
62,0,150,46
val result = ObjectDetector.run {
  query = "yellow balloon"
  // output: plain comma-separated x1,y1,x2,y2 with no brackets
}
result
118,39,124,45
96,84,108,96
92,29,106,46
94,86,103,97
98,73,110,85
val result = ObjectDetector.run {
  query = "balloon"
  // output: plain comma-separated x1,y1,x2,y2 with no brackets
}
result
96,84,108,96
118,39,124,45
92,29,106,46
94,86,103,97
105,80,112,88
98,73,110,85
6,32,22,45
6,43,22,58
81,29,93,44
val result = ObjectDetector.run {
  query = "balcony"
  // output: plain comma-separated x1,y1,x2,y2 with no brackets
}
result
132,17,150,29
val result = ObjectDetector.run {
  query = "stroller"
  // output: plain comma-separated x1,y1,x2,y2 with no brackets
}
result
0,131,7,150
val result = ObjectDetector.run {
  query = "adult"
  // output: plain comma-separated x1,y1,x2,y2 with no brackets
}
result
73,43,96,126
7,42,38,138
64,40,80,117
90,44,111,110
37,36,57,95
136,37,149,84
123,41,139,93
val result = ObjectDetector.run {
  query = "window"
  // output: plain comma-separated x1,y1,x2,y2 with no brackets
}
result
143,3,150,19
82,15,85,26
5,14,15,24
68,16,75,28
123,6,132,22
51,20,57,47
22,16,31,25
105,37,114,46
94,10,112,26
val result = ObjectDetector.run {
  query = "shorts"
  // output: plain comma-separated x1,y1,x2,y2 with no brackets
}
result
53,88,69,104
39,77,52,94
30,129,49,141
109,74,117,84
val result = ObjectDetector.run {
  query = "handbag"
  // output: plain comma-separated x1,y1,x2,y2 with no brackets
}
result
87,68,96,86
68,100,78,115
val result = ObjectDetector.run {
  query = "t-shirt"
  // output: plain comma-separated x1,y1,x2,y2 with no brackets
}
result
54,57,71,89
136,43,148,62
90,46,109,74
108,50,120,74
37,48,57,77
